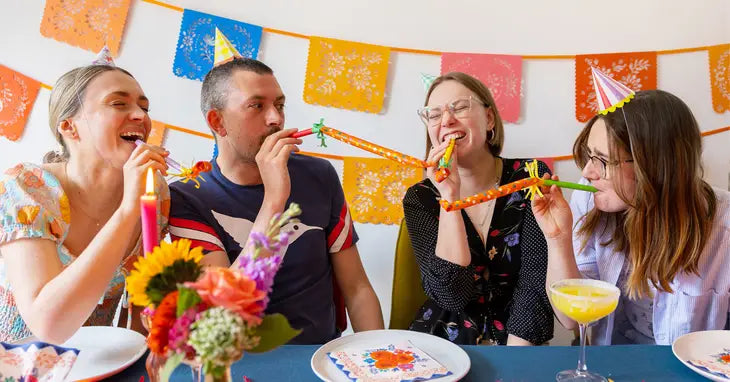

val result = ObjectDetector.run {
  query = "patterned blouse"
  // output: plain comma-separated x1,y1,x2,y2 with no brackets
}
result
405,158,554,345
0,163,170,343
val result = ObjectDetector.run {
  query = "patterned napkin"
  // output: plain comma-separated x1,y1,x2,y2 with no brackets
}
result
688,348,730,380
328,341,451,382
0,342,79,382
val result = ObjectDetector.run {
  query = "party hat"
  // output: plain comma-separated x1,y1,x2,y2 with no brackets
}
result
591,66,635,115
91,46,115,66
214,28,242,66
421,73,437,90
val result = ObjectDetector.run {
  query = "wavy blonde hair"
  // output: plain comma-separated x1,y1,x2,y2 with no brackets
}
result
43,65,133,163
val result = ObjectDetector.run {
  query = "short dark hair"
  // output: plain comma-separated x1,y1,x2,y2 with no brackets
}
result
200,58,274,115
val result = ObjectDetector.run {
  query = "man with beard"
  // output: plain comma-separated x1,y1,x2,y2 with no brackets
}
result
168,57,384,344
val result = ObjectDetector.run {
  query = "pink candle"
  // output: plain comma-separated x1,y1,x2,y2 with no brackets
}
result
140,168,158,256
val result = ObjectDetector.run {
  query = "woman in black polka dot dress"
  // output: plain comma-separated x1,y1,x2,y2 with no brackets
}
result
405,72,554,345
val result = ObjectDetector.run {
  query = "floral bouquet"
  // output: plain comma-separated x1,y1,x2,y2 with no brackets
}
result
125,204,303,382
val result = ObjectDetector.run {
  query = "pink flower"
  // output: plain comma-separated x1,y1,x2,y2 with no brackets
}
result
185,268,266,326
168,303,207,358
464,320,472,328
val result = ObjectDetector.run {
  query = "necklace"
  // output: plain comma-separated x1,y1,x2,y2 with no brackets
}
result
467,158,502,231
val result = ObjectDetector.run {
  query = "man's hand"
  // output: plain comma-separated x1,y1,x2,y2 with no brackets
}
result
255,128,302,210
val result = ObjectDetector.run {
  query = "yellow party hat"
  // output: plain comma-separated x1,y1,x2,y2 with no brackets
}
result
214,28,242,66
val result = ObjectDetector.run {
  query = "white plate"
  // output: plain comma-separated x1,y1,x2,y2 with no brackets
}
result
61,326,147,381
311,330,470,382
672,330,730,382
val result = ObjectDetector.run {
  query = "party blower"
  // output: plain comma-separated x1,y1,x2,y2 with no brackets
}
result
135,140,212,188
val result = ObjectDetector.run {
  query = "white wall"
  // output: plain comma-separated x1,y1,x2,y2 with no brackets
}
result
1,0,729,333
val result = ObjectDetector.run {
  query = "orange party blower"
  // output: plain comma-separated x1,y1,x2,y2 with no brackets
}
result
294,119,436,168
434,138,455,183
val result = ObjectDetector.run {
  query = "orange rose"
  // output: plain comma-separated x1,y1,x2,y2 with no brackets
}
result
185,268,265,326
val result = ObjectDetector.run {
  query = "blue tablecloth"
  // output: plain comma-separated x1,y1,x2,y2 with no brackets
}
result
113,344,705,381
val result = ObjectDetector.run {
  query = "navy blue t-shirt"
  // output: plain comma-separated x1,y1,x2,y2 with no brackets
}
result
169,154,358,344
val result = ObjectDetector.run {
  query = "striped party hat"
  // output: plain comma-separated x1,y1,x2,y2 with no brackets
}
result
91,46,115,66
214,28,242,66
591,66,635,115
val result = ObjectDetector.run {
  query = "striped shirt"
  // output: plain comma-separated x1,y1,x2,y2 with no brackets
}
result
571,179,730,346
169,154,357,344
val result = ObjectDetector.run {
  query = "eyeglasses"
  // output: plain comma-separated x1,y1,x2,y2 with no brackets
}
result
417,96,488,126
587,155,634,179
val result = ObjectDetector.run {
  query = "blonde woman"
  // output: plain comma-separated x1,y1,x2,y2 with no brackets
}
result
533,89,730,345
404,72,554,346
0,64,169,344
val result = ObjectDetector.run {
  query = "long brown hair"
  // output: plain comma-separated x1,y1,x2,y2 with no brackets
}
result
423,72,504,157
573,89,717,299
43,65,133,163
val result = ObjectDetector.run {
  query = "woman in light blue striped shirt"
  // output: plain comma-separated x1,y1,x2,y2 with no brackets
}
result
532,89,730,345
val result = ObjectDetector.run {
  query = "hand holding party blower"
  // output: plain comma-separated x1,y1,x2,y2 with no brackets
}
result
439,160,598,211
135,140,212,188
434,138,456,183
293,119,437,168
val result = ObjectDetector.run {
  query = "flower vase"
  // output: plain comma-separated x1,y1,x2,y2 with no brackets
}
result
145,352,166,382
202,364,232,382
187,361,232,382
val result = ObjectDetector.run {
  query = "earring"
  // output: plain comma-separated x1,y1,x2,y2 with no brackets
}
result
487,129,495,143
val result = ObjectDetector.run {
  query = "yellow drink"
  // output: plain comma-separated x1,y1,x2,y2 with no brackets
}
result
551,283,619,324
550,279,619,381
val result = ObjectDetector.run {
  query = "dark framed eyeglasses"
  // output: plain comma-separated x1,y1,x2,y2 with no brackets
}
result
588,155,634,178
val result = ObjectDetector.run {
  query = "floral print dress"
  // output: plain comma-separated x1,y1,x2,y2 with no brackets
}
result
0,163,170,343
404,158,554,345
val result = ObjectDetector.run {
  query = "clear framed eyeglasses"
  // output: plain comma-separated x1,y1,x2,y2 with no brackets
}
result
417,96,489,126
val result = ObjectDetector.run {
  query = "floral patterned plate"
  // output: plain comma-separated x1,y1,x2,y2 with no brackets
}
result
311,329,469,382
672,330,730,382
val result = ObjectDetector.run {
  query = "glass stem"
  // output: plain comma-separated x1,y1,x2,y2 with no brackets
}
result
577,323,588,374
191,364,203,382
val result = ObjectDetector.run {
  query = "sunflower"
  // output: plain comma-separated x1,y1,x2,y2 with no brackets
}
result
126,239,204,307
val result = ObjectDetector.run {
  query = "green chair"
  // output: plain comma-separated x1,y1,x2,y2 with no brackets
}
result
388,220,428,329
